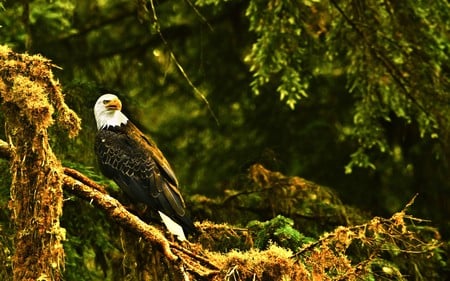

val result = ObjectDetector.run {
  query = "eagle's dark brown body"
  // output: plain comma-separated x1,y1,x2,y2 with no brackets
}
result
94,116,196,238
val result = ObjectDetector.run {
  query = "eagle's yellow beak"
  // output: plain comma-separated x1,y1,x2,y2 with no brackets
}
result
104,98,122,111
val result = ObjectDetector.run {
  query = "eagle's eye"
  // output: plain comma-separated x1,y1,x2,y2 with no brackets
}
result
103,100,110,104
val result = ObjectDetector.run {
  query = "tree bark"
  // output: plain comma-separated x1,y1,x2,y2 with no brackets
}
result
7,115,65,281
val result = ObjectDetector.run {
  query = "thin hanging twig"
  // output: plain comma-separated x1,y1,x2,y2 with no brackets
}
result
149,0,220,126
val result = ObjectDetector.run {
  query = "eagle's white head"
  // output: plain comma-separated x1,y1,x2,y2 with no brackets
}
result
94,94,129,130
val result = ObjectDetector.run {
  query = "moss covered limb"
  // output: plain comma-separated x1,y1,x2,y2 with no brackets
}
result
62,171,225,279
62,175,178,261
0,45,80,281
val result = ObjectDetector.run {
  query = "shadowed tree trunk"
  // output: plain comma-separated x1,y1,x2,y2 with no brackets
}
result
0,46,80,281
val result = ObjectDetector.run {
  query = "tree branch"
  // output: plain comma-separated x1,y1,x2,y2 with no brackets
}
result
0,139,220,278
63,167,107,194
62,175,179,260
63,175,220,276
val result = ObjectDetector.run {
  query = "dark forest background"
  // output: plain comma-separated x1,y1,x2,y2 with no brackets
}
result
0,0,449,280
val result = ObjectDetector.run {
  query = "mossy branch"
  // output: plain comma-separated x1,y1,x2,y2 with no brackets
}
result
0,140,219,279
61,175,178,261
0,44,81,281
61,169,221,277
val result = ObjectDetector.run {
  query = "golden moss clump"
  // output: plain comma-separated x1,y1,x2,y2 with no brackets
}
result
209,245,308,281
0,45,81,137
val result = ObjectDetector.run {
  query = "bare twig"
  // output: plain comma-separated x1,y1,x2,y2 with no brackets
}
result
149,0,220,126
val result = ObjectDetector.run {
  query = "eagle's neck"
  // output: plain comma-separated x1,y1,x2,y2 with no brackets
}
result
95,110,129,130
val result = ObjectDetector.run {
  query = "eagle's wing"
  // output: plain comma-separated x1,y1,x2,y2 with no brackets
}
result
95,127,186,217
126,122,179,186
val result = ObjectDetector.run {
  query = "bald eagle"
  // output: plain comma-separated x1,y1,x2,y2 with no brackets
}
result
94,94,196,241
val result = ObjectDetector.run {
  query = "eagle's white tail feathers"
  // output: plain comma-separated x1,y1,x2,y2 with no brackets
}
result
158,211,186,241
